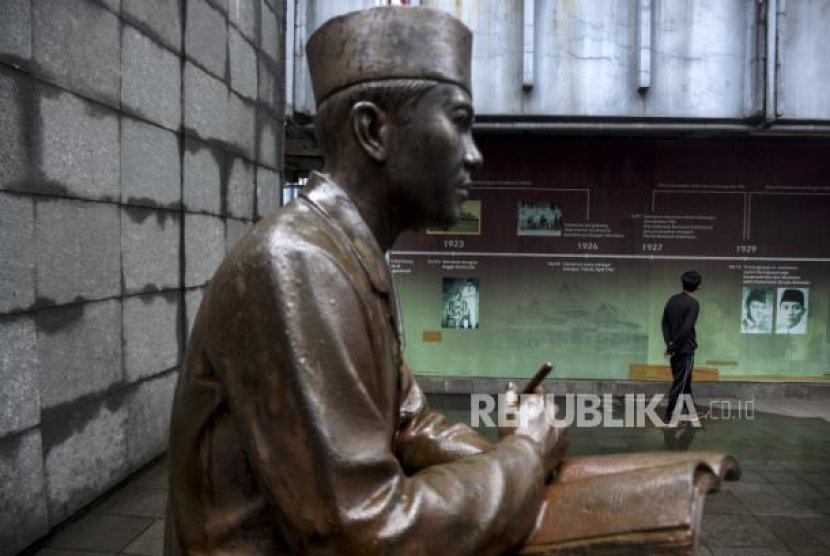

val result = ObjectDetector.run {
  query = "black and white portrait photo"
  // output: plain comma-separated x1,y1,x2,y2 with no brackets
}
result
442,278,479,329
776,288,808,335
741,287,773,334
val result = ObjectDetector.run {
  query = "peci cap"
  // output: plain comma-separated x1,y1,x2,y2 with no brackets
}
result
306,6,473,106
780,289,805,306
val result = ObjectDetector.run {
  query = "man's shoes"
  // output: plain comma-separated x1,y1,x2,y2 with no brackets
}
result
680,412,709,427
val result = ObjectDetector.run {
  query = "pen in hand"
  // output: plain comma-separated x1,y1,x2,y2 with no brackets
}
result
522,361,553,394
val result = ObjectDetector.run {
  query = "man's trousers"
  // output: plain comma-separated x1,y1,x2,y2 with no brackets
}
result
665,352,695,423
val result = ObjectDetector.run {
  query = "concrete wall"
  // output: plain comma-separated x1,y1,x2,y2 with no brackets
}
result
777,0,830,121
0,1,286,554
290,0,830,124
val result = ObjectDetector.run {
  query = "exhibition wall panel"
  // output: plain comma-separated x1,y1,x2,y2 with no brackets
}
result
391,137,830,381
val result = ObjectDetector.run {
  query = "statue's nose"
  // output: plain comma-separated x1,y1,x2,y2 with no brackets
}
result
464,138,483,171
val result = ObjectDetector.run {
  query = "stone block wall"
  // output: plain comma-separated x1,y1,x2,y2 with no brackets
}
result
0,1,286,554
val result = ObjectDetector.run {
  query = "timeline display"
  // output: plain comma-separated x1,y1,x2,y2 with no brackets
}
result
391,137,830,381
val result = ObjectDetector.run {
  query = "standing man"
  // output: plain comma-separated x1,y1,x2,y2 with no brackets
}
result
661,271,702,426
461,279,479,329
165,7,567,556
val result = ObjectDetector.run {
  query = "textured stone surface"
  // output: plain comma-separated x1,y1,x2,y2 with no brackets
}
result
0,193,35,313
0,2,290,552
205,0,229,14
227,156,254,219
229,27,257,99
261,11,284,108
0,430,48,556
183,137,223,215
0,3,290,550
0,315,40,436
35,198,121,304
0,0,32,64
35,299,122,411
122,0,182,52
264,0,282,15
42,397,129,523
258,55,283,115
184,214,225,287
126,372,177,468
40,89,120,201
122,25,181,131
186,0,227,79
255,165,280,219
257,112,281,169
98,0,120,12
226,218,252,252
123,293,182,382
228,93,256,160
184,287,205,337
121,118,181,208
0,68,31,191
229,0,257,44
121,207,181,294
32,0,120,106
259,0,279,61
184,62,228,143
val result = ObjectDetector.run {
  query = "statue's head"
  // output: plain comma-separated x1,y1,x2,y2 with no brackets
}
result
306,7,483,228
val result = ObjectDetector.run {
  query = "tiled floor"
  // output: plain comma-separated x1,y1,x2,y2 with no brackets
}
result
33,397,830,556
37,459,168,556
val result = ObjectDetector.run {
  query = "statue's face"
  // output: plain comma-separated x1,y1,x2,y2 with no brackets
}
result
388,83,482,228
779,301,805,327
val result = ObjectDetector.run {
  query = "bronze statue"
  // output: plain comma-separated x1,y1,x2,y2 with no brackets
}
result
165,7,738,556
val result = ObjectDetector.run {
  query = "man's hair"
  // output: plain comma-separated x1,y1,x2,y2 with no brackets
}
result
745,288,767,309
314,79,438,160
681,271,701,292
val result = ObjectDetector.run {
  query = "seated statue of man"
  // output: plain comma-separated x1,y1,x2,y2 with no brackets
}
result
165,6,568,556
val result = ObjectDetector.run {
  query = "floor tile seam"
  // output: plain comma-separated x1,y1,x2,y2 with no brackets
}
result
93,484,170,502
117,518,165,556
90,510,166,519
37,549,115,555
109,517,156,555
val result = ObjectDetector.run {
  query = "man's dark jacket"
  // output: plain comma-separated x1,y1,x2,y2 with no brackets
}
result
661,292,699,354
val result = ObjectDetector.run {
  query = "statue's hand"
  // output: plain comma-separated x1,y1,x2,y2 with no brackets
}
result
499,382,568,477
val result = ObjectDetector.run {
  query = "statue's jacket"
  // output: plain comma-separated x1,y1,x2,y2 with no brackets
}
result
165,173,546,556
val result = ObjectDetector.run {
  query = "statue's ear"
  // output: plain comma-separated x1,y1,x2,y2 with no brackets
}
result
350,101,388,163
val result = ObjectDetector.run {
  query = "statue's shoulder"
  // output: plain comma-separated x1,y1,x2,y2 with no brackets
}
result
221,198,354,284
267,199,349,256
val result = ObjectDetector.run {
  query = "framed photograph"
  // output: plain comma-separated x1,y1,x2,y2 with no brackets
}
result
517,201,563,236
427,200,481,235
441,277,479,329
775,287,809,335
740,287,773,334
